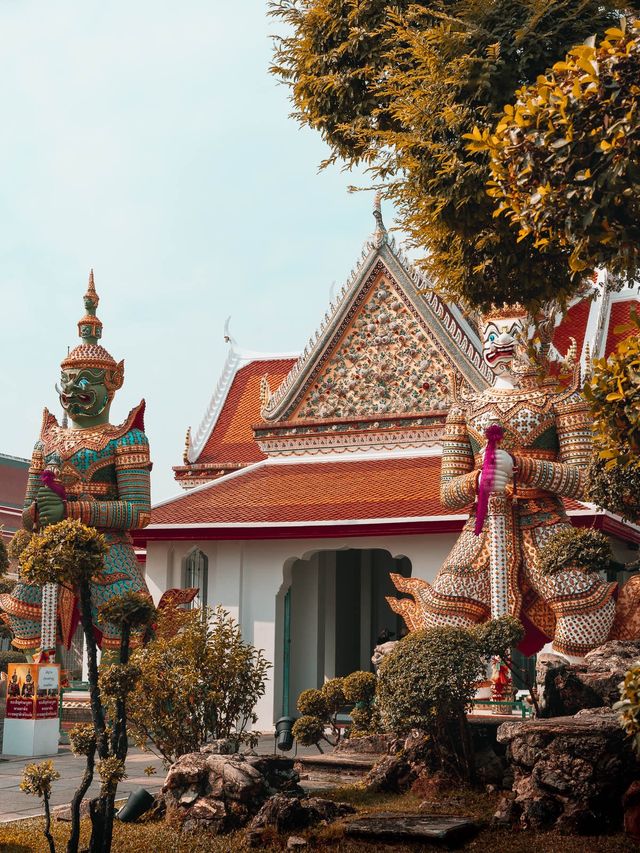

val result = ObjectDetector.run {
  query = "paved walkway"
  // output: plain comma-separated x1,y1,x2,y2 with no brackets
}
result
0,735,321,822
0,745,166,823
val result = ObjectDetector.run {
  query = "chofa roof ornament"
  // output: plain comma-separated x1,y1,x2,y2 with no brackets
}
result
372,191,388,249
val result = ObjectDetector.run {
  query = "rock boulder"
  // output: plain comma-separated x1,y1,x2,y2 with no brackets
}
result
498,707,640,834
163,750,303,834
249,793,354,832
537,640,640,718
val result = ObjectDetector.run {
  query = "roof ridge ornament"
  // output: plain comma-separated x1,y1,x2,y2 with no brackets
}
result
372,191,388,248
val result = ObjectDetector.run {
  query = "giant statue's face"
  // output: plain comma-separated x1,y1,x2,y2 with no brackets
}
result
57,368,111,421
481,314,526,378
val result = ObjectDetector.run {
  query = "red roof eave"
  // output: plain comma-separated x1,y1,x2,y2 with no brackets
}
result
135,507,639,545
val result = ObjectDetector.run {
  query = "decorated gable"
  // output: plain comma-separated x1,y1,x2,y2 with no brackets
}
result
294,267,452,420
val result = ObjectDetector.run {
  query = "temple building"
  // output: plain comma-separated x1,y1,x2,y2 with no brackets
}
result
139,210,640,730
0,453,29,551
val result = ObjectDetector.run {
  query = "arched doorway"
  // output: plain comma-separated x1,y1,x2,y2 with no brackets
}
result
277,548,411,716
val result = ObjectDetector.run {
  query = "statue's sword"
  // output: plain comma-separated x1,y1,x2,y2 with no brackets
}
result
475,420,515,706
38,455,65,660
475,421,511,619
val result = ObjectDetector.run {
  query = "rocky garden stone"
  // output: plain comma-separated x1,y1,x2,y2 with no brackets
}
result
537,640,640,718
497,707,640,833
249,793,354,832
163,749,302,835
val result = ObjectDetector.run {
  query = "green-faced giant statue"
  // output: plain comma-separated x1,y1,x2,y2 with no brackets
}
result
0,272,152,656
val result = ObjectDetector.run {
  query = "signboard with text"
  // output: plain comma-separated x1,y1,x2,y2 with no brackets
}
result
6,663,60,721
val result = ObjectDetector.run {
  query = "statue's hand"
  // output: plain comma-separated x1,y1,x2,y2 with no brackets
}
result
479,449,514,494
36,486,65,527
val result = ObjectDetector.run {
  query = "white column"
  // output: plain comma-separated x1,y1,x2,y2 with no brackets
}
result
360,551,372,671
323,551,336,681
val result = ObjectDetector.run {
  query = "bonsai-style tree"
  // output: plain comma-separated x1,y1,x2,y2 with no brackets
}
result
127,605,270,764
20,760,61,853
20,520,109,853
292,677,346,751
19,521,155,853
96,592,156,853
343,670,380,736
474,20,640,283
270,0,630,311
376,616,524,781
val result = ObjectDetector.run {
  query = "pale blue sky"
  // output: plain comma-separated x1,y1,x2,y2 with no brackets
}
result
0,2,393,501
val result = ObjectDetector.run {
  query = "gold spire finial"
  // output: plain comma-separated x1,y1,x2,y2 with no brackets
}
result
84,268,99,310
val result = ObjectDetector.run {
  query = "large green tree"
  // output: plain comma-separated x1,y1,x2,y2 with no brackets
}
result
476,20,640,282
270,0,632,311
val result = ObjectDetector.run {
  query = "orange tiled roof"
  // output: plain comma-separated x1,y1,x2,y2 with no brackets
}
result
156,456,446,525
553,298,591,360
194,358,296,467
605,299,636,358
152,454,586,528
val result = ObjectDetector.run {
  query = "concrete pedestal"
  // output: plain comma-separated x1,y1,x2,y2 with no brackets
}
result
2,717,59,757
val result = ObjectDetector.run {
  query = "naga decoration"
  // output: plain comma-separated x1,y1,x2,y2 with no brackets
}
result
388,303,621,663
0,272,153,658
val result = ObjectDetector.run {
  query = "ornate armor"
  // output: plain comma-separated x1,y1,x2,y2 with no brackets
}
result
388,306,617,659
0,273,151,654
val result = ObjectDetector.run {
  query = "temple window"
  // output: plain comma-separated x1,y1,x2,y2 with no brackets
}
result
184,548,208,609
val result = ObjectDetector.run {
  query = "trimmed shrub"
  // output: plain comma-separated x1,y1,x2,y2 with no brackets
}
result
538,528,612,576
320,677,345,713
296,688,327,718
128,606,270,764
292,715,326,748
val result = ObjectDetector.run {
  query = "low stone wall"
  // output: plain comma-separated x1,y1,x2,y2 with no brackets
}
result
497,707,639,833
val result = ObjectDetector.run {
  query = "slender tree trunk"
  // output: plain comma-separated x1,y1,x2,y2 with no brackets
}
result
76,578,109,853
43,794,56,853
102,623,131,853
78,579,108,759
66,747,95,853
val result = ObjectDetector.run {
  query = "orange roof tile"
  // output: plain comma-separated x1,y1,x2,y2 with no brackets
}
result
155,456,446,526
605,299,636,358
194,358,296,467
152,454,586,528
553,298,591,360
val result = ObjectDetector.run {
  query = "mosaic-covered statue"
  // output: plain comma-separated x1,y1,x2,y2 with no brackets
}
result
0,272,151,657
388,304,617,662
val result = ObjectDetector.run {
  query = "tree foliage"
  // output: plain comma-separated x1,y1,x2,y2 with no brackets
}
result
270,0,631,311
475,19,640,281
586,456,640,523
615,664,640,753
20,760,60,853
19,519,107,587
127,606,270,763
7,528,32,562
584,310,640,470
376,617,523,779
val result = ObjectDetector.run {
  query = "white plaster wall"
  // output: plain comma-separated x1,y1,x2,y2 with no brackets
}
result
144,531,457,730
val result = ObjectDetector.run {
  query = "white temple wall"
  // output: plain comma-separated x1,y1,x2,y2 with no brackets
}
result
144,531,457,730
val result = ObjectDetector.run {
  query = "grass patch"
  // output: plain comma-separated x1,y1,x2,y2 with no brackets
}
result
0,786,636,852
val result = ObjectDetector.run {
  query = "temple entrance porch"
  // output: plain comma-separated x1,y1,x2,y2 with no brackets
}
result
276,548,411,718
